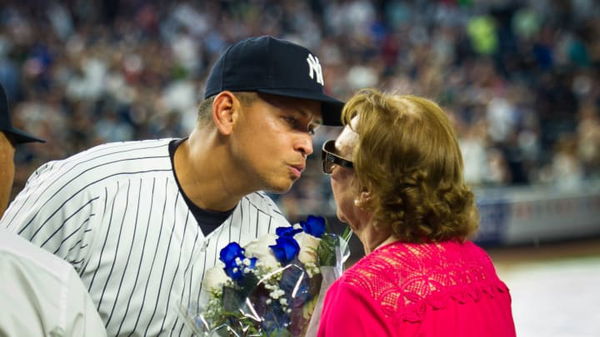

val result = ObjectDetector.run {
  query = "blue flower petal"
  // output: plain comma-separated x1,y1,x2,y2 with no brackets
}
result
224,264,244,281
220,242,245,265
300,215,326,238
249,257,257,269
275,226,303,238
269,236,300,265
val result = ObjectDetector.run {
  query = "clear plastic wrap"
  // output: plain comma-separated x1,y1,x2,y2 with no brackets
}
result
180,216,351,337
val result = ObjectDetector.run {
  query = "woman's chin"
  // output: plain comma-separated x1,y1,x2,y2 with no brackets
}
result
337,213,358,232
335,212,346,224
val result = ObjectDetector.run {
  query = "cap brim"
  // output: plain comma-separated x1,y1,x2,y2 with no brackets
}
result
256,88,344,126
5,127,46,144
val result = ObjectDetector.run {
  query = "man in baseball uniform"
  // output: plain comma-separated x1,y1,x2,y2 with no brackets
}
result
0,82,107,337
1,36,343,336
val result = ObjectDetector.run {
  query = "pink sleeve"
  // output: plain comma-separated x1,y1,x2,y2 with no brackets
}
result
317,281,394,337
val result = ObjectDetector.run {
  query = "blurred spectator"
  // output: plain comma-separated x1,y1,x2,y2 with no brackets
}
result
0,0,598,221
540,135,585,190
577,101,600,179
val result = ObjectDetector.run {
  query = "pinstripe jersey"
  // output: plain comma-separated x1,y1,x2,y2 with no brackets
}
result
1,138,289,337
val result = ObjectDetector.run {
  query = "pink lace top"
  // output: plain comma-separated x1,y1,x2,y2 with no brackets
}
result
317,240,516,337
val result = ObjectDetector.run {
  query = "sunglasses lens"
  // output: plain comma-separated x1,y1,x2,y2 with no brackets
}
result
321,139,353,174
323,157,334,174
322,140,336,174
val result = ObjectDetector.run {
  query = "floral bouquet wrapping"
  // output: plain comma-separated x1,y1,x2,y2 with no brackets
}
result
181,216,351,337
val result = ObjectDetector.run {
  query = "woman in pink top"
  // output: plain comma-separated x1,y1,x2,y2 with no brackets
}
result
317,89,516,337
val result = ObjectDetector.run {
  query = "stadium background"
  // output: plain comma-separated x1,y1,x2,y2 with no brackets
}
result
1,1,599,336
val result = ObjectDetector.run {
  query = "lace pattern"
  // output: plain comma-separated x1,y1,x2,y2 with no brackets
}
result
342,241,508,322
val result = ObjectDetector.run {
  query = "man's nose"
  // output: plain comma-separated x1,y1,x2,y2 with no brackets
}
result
295,134,314,157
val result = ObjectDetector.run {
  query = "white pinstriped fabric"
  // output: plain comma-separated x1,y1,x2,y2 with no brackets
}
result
1,138,289,337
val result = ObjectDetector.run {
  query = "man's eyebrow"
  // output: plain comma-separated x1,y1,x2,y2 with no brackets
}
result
294,107,323,125
267,94,322,125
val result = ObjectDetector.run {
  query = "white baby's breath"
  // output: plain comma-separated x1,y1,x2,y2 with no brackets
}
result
270,288,285,300
304,261,320,278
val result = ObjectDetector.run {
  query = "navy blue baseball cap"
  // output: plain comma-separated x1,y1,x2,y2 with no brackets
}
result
204,36,344,126
0,84,45,144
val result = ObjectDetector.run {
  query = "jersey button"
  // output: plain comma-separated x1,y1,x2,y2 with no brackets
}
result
199,240,209,252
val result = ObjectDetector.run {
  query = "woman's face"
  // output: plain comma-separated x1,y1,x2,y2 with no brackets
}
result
329,117,363,229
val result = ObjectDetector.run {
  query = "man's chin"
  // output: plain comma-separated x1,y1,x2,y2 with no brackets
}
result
264,180,295,194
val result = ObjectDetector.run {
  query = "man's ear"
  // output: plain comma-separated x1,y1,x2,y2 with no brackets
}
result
212,91,239,135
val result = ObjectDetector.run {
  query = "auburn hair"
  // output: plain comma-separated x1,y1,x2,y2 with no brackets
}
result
342,88,478,242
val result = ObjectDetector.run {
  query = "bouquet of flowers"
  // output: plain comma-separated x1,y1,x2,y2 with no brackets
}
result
181,215,351,337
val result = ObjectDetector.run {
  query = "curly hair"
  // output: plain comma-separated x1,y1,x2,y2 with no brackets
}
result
342,88,479,242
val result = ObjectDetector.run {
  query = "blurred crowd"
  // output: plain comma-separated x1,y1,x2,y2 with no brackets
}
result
1,0,598,220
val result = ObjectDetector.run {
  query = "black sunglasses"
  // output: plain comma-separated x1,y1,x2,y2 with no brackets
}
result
321,139,354,174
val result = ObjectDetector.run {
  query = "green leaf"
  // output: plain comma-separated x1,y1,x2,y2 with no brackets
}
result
317,233,337,266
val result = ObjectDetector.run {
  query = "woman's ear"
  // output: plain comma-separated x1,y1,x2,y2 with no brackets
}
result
212,91,239,135
354,190,372,210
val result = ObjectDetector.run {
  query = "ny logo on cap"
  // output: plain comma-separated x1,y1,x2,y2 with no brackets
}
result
306,54,324,86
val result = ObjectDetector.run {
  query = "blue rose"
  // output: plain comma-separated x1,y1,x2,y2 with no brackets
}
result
220,242,245,265
223,261,244,281
220,242,247,281
275,226,302,238
300,215,326,238
269,236,300,265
